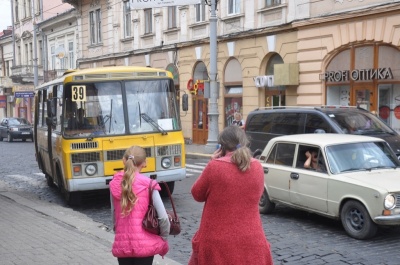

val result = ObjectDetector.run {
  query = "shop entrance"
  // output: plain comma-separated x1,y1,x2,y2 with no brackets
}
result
192,95,208,144
352,83,375,112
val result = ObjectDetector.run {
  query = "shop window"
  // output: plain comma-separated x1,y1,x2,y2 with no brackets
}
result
326,86,350,106
224,87,242,126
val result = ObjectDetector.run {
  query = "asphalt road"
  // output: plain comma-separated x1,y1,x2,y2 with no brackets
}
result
1,140,400,264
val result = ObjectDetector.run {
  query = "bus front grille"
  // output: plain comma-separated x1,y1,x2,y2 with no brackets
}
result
71,152,101,163
71,142,99,150
106,148,152,161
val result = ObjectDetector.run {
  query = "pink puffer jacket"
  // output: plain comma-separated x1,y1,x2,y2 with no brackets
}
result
110,171,169,258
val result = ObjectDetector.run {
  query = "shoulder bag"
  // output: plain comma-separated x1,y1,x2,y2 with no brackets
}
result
142,180,181,236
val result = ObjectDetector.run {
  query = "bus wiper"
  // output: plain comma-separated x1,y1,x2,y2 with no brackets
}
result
109,99,113,133
140,113,167,135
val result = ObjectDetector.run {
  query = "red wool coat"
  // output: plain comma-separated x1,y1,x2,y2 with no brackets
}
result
189,155,274,265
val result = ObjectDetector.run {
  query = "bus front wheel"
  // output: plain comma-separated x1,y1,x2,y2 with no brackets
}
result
160,181,175,197
45,174,56,188
64,191,82,206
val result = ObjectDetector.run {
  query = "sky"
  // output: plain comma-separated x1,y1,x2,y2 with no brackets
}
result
0,0,12,31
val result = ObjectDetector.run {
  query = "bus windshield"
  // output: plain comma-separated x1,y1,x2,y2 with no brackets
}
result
63,79,180,137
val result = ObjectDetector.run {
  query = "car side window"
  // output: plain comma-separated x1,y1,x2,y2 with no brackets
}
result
246,113,275,133
270,113,304,135
267,143,295,167
297,144,327,172
305,114,332,134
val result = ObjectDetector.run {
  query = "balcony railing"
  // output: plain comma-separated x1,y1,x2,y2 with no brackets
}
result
11,65,34,77
44,69,68,82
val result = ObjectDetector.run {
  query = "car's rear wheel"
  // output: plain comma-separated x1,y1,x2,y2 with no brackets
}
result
7,133,13,142
22,139,26,142
259,188,275,214
0,135,3,141
340,200,377,240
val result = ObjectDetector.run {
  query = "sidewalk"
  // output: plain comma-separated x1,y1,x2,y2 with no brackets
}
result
0,185,182,265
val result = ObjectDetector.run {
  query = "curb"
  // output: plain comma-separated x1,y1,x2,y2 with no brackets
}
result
185,153,211,159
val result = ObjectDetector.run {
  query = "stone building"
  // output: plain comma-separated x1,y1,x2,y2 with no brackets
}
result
19,0,400,143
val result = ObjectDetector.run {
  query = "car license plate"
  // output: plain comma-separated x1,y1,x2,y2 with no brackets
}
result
22,132,30,134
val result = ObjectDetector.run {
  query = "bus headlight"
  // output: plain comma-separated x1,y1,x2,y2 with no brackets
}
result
161,157,172,169
85,164,97,176
384,194,396,210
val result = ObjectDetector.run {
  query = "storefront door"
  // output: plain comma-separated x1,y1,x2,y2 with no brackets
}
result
192,96,208,144
352,83,375,112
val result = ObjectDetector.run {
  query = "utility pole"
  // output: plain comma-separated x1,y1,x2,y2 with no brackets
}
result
204,0,219,153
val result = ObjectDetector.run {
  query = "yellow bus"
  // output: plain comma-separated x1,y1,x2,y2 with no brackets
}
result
34,66,188,205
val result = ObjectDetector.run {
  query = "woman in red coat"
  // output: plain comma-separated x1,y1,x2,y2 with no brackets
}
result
188,126,274,265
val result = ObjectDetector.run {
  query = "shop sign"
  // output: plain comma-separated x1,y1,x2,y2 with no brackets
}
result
322,67,393,82
12,85,34,92
130,0,199,8
0,95,6,108
15,91,35,98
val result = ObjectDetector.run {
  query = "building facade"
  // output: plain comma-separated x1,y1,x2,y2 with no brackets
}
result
8,0,73,122
47,0,400,143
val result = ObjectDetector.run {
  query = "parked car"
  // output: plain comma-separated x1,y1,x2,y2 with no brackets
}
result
258,133,400,239
0,117,34,142
245,106,400,159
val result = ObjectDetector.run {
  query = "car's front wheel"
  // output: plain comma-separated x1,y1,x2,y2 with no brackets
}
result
7,133,13,142
340,200,377,240
259,188,275,214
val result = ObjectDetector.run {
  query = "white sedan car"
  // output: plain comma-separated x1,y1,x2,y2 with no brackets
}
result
258,134,400,240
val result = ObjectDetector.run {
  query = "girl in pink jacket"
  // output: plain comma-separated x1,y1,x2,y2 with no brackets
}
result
110,146,169,265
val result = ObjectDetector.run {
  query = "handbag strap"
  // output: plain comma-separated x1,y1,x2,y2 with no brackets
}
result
159,181,178,218
148,179,156,204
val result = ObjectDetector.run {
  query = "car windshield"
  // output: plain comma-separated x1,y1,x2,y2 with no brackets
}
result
326,141,400,174
8,118,30,126
326,111,394,135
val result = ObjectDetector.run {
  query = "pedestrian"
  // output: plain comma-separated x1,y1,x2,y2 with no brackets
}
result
232,112,245,129
188,126,274,265
110,146,170,265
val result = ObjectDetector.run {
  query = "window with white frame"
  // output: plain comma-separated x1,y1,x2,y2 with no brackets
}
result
123,1,131,37
265,0,281,7
228,0,240,15
23,0,31,18
35,0,41,14
90,9,102,44
15,0,19,21
29,42,33,65
68,41,74,69
168,6,177,29
144,9,152,34
195,0,205,22
24,43,28,65
17,46,21,64
51,46,56,70
58,44,65,69
38,40,42,66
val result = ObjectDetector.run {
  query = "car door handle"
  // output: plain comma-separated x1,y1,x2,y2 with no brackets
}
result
263,168,269,174
290,173,299,180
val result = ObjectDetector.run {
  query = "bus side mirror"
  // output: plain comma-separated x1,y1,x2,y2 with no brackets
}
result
182,94,188,111
46,98,57,127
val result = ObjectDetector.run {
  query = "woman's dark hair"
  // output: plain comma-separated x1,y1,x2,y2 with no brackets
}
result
218,126,252,171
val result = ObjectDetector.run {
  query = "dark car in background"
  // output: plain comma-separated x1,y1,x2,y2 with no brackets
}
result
245,106,400,159
0,117,34,142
